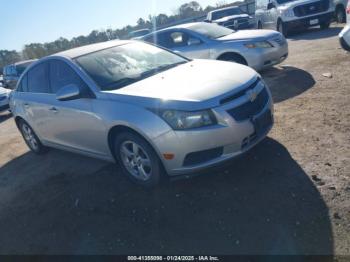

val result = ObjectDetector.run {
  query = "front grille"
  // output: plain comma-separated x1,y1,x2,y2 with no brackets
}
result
183,147,223,167
293,0,329,17
227,88,269,121
220,78,260,105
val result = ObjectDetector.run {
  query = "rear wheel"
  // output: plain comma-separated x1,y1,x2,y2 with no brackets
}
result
19,120,47,154
257,21,263,29
277,20,289,37
320,21,330,30
114,132,163,187
335,6,346,23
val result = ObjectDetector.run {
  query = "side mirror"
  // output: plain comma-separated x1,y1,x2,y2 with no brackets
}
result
56,84,81,101
188,38,201,46
267,2,275,9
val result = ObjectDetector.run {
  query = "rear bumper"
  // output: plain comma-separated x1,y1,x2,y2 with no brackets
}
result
285,11,333,29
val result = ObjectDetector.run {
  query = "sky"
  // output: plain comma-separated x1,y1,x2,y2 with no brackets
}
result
0,0,221,51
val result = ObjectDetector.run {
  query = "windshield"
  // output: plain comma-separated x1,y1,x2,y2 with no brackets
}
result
276,0,298,4
211,8,242,20
188,23,234,39
76,42,188,91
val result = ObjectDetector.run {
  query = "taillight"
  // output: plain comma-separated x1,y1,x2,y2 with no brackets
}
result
347,6,350,14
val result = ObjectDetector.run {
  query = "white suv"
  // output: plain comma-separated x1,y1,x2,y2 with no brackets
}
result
255,0,335,36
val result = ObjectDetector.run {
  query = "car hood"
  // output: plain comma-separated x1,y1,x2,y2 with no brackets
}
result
213,14,250,23
105,59,257,110
217,29,278,41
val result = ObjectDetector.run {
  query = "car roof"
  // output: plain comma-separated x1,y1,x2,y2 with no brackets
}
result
54,40,133,59
14,59,37,66
142,22,205,37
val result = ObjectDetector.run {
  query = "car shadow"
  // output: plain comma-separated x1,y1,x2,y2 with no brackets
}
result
0,111,12,124
287,26,342,41
0,138,333,256
261,66,316,103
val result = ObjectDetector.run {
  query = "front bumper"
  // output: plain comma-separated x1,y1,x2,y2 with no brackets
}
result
285,11,333,29
339,25,350,51
245,42,289,71
153,81,274,176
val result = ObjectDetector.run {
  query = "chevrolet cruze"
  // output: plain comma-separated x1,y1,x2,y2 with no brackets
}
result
10,40,274,187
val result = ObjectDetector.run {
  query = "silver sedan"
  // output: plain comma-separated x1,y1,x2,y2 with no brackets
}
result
141,22,288,71
10,40,273,187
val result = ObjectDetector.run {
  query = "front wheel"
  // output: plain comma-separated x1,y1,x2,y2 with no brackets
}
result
277,20,289,37
114,132,163,187
19,120,47,154
335,6,346,23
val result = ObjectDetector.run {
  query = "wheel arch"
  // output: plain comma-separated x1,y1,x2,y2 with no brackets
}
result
216,52,248,65
107,124,166,167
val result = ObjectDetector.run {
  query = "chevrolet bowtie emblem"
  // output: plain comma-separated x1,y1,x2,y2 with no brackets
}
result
246,89,258,102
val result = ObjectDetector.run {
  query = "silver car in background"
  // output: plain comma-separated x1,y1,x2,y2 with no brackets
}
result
0,87,11,112
140,22,288,71
10,40,274,187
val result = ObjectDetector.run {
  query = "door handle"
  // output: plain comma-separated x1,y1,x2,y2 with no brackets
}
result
49,107,58,113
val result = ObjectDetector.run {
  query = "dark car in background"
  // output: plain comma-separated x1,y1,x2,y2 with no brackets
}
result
205,6,255,30
3,60,36,89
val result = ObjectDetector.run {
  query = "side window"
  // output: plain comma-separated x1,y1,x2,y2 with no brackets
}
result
27,62,50,93
170,32,190,47
156,32,173,48
49,60,87,94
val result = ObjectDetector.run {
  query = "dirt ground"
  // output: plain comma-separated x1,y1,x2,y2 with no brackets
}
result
0,24,349,256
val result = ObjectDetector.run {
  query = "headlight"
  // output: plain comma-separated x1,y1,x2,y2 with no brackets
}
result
244,41,273,48
280,9,294,17
160,110,217,130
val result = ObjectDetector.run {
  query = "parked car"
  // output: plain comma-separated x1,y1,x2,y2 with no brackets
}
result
10,40,274,187
334,0,348,23
3,60,36,89
140,22,288,71
255,0,335,36
0,87,11,112
128,29,151,39
339,1,350,50
205,6,255,30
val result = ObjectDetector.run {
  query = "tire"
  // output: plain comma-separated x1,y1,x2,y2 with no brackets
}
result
277,20,289,37
320,21,330,30
258,21,263,29
114,132,162,187
218,53,247,65
335,6,346,23
19,120,47,154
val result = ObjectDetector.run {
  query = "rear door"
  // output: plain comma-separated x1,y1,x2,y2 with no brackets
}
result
16,61,53,139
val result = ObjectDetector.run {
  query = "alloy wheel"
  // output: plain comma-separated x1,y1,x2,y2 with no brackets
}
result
21,123,39,151
120,140,152,181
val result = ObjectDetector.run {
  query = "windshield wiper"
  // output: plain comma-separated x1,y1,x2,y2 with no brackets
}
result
141,61,188,77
